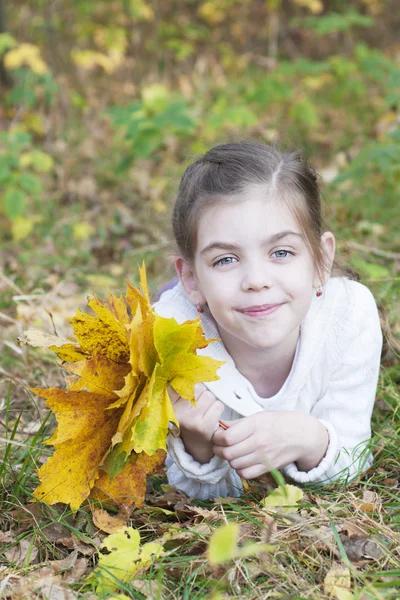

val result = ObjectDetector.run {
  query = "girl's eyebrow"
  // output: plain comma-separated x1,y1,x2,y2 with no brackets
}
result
200,230,303,256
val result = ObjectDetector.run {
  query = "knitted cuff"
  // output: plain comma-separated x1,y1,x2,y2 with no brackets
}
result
282,419,338,484
167,434,231,484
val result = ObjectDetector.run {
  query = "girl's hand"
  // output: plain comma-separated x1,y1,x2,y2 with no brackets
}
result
212,411,329,479
169,384,225,464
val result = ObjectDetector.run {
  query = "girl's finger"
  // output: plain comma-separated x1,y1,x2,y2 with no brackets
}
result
212,436,254,461
212,419,253,447
203,399,224,421
194,382,207,399
237,463,269,480
229,451,260,471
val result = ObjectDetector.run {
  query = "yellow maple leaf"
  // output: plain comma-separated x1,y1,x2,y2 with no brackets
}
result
64,352,130,395
107,291,131,326
112,314,224,458
31,386,122,510
25,263,224,510
71,296,129,363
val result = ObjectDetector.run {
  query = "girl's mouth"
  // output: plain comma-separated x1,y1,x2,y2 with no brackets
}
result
238,304,283,317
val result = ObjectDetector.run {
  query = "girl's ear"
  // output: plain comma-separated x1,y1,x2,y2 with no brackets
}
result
175,257,206,305
314,232,336,288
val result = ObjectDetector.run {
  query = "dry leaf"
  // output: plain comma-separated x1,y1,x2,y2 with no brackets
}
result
57,533,99,556
341,536,384,562
1,570,79,600
323,563,353,599
50,550,79,572
0,531,14,544
356,490,381,513
3,537,39,565
129,579,163,597
27,573,78,600
91,506,131,534
63,557,89,584
18,330,80,351
186,505,222,522
340,520,366,538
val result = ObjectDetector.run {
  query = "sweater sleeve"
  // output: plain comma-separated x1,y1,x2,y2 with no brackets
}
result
165,405,243,499
282,287,382,485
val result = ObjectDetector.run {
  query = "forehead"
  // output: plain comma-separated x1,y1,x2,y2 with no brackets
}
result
196,188,301,248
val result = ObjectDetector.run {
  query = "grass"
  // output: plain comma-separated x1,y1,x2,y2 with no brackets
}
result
1,189,399,599
1,184,400,598
0,356,399,598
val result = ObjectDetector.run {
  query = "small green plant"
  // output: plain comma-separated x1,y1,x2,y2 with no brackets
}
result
0,130,54,240
1,37,58,112
107,83,196,168
293,9,374,36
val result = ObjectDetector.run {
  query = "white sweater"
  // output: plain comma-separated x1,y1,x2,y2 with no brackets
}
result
153,277,382,499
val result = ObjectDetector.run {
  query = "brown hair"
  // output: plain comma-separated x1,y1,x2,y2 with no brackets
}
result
173,141,336,282
171,141,396,362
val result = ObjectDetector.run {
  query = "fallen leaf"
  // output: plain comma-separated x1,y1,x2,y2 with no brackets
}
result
208,522,240,565
323,563,353,600
92,507,131,534
3,537,39,565
0,531,14,543
1,569,79,600
301,525,339,556
340,520,366,538
341,536,385,562
91,526,163,594
73,221,95,241
27,573,78,600
158,522,213,546
129,579,163,596
186,505,222,522
356,490,381,513
63,557,89,584
57,533,99,556
261,512,278,542
50,550,79,572
207,522,272,565
261,484,304,512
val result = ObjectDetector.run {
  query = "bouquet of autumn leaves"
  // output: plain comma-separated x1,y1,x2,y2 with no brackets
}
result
20,265,224,511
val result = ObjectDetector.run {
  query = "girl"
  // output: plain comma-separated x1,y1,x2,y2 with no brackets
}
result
154,141,382,500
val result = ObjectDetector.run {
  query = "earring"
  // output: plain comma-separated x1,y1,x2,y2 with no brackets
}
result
196,302,204,313
316,287,323,297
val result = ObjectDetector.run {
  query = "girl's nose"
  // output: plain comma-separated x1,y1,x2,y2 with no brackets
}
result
241,262,272,291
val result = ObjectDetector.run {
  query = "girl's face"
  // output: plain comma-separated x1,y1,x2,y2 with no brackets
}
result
177,188,335,357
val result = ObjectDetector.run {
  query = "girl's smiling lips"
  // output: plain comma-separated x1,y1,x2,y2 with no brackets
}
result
237,303,284,317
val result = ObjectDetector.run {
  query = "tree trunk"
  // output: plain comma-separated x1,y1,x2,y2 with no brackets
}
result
0,0,13,89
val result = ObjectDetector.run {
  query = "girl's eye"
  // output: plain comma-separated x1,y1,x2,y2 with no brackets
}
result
213,256,237,267
272,249,293,259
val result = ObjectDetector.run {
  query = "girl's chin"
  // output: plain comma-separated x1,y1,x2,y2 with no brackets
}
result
225,335,283,352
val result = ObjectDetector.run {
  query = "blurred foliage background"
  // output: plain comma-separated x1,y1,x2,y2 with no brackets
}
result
0,0,399,330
